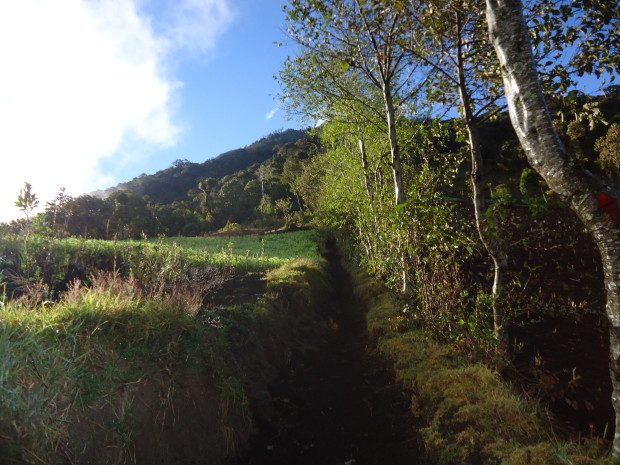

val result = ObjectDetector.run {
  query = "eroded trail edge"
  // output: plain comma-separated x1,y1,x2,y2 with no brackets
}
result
233,242,420,465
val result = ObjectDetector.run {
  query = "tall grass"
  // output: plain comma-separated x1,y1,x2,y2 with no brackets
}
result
0,271,212,463
0,230,325,463
0,230,320,302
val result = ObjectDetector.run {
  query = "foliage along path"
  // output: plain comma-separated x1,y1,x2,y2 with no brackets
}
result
232,242,420,465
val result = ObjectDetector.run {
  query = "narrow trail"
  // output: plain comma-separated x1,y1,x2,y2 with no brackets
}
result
233,243,420,465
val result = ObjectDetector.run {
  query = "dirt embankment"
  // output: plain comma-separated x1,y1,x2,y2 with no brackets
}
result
232,241,420,465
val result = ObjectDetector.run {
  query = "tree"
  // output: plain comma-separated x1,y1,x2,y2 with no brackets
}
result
15,182,39,223
14,182,39,240
275,197,295,229
109,191,156,239
525,0,619,93
256,163,271,200
400,0,511,350
596,124,620,170
44,187,72,238
282,0,427,206
291,156,326,216
219,178,250,223
171,159,190,168
244,179,263,209
64,195,113,239
485,0,620,454
192,177,221,222
282,0,433,291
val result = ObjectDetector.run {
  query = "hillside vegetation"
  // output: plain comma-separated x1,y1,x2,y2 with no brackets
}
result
3,97,620,464
96,128,307,204
3,92,620,465
1,129,313,239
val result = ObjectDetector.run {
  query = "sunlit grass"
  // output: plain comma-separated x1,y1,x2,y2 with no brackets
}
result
153,229,321,271
0,231,321,296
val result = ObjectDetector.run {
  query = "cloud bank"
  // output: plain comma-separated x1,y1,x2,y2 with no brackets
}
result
0,0,234,222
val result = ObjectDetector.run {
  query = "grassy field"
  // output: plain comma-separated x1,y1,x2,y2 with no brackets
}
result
153,229,321,270
0,231,321,299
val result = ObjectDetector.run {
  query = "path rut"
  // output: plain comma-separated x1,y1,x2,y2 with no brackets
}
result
232,243,420,465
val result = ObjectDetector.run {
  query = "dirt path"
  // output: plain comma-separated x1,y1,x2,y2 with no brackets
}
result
232,244,420,465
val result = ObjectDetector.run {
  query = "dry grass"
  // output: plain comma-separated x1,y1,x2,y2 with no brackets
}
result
0,270,211,463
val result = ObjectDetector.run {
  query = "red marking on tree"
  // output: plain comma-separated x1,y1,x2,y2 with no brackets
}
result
597,193,620,228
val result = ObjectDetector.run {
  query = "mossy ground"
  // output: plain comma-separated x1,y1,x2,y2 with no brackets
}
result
350,267,620,465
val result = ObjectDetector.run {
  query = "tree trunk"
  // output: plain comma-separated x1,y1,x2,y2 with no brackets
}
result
382,81,409,293
463,116,510,352
486,0,620,453
455,11,509,352
382,83,406,206
358,138,374,205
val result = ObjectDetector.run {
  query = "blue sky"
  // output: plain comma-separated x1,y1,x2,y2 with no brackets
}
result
133,0,296,170
0,0,298,222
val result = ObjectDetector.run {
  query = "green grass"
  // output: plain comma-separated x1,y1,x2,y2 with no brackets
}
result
152,229,321,270
0,231,321,301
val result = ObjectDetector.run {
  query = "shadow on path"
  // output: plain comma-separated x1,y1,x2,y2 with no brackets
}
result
232,240,420,465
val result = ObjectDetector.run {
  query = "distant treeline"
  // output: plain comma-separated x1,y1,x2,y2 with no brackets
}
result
2,129,317,239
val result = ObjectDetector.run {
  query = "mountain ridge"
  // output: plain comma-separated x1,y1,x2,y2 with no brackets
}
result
93,128,308,204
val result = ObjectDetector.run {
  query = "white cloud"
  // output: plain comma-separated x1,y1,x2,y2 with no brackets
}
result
134,0,235,54
0,0,233,222
167,0,235,53
265,107,279,120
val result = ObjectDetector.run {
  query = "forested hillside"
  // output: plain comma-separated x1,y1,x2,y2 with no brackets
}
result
2,129,315,238
95,128,307,203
